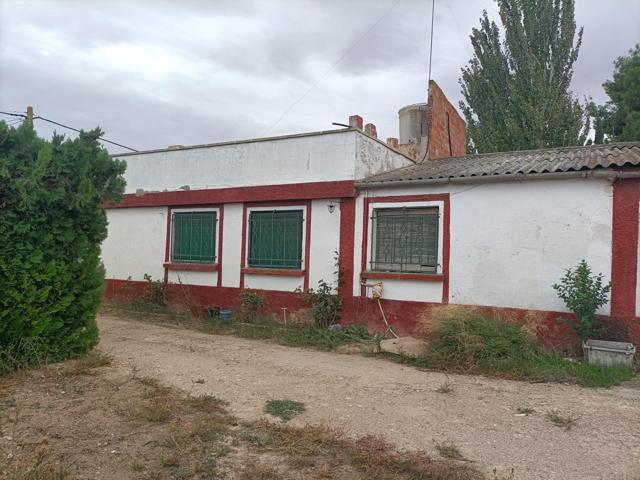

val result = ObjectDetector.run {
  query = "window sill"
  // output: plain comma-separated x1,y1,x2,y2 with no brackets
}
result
363,271,444,282
164,262,218,272
242,267,305,277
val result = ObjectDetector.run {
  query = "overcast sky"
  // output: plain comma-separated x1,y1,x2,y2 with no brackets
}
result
1,0,639,154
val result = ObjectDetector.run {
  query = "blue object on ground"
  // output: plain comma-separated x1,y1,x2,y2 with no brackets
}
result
220,309,232,322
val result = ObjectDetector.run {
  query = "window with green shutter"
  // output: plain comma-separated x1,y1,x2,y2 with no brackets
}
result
248,210,303,269
371,207,439,273
171,211,217,264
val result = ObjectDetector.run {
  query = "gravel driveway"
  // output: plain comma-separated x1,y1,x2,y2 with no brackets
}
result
98,312,640,480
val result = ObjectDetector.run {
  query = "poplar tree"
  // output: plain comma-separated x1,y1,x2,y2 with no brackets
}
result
459,0,589,153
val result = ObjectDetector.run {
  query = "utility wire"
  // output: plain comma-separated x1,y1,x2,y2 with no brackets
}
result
421,0,436,163
35,115,138,152
261,0,402,136
0,110,138,152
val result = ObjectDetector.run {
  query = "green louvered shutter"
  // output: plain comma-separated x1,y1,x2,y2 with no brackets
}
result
171,211,217,263
248,210,303,269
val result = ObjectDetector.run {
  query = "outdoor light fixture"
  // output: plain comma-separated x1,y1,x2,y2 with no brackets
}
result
327,202,336,213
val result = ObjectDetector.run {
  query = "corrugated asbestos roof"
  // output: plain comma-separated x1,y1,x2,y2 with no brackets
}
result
361,142,640,185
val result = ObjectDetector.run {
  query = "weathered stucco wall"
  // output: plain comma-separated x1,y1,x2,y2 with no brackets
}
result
357,178,613,313
115,131,358,194
354,134,413,180
103,207,167,281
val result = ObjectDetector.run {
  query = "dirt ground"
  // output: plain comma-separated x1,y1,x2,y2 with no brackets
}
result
95,312,640,480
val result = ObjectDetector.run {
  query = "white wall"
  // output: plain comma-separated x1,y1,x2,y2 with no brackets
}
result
244,274,303,292
116,131,358,194
355,134,413,179
308,199,341,289
221,203,243,288
375,279,442,302
167,270,217,287
102,207,167,281
358,178,614,313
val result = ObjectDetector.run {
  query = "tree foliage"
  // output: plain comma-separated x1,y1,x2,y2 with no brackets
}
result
592,44,640,143
459,0,589,153
0,121,126,364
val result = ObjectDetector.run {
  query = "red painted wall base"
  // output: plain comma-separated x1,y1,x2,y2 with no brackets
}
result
104,279,639,352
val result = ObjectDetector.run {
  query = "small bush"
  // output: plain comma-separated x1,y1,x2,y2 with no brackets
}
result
305,279,342,328
421,306,633,387
239,289,264,322
428,310,538,369
553,260,611,340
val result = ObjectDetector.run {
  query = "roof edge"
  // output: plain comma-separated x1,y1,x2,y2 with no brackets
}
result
111,127,356,158
356,169,640,189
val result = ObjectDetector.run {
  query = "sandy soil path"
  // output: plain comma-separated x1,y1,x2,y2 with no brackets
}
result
98,312,640,480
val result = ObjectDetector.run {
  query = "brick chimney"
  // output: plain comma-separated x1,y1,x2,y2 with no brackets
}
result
364,123,377,139
349,115,363,130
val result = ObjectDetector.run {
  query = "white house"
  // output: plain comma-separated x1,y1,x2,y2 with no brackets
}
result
101,85,640,347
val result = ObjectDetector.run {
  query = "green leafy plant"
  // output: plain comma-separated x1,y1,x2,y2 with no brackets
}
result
264,399,305,422
0,121,125,370
552,260,611,341
305,279,342,328
239,289,264,323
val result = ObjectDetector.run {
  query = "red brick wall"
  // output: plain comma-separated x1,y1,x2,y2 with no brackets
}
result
426,80,467,159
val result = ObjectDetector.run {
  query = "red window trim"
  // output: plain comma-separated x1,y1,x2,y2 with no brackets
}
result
242,267,305,277
163,205,223,282
164,262,218,272
361,194,450,303
363,271,445,282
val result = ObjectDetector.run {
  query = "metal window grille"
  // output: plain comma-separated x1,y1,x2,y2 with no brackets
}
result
248,210,303,269
171,211,217,264
371,207,439,273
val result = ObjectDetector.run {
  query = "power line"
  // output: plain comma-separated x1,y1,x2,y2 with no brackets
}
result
35,115,138,152
261,0,402,136
421,0,436,163
0,110,138,152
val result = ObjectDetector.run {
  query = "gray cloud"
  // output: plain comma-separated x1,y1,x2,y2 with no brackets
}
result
1,0,638,153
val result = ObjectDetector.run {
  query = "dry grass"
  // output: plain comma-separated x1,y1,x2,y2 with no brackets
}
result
435,442,470,462
418,305,546,339
436,380,455,394
0,451,70,480
546,411,579,431
1,355,493,480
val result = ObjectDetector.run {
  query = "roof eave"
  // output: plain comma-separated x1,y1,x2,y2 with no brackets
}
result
356,169,640,189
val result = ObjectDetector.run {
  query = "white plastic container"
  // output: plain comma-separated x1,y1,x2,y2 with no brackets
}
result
583,340,636,368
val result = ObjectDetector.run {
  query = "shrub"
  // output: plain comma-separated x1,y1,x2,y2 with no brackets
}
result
553,260,611,340
305,279,342,328
419,305,633,387
239,289,264,322
428,309,538,369
0,121,125,369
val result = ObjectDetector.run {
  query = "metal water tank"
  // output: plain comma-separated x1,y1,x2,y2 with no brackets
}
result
398,103,428,145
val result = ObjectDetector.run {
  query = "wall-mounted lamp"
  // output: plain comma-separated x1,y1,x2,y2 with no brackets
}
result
327,202,336,213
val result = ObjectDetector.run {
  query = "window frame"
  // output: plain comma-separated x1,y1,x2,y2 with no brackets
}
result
245,205,307,271
366,200,444,275
169,207,220,265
